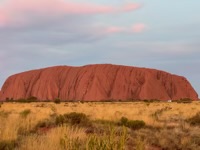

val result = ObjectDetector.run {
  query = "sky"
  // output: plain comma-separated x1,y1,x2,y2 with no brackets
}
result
0,0,200,96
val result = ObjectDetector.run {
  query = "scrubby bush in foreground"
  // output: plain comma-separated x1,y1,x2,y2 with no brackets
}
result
187,112,200,126
119,117,145,130
0,140,17,150
20,109,31,118
35,112,91,129
62,112,91,126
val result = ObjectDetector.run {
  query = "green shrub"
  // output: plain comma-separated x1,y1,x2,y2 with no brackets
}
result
63,112,90,126
55,115,65,125
0,110,10,118
27,96,37,101
0,140,16,150
54,98,61,104
143,99,161,103
93,119,116,126
177,98,192,103
126,120,145,130
187,112,200,125
20,109,31,118
16,98,37,103
35,112,91,129
120,117,128,126
119,117,145,130
54,112,91,127
35,118,55,129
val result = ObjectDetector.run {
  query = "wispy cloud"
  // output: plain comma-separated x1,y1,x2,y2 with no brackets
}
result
132,23,146,33
0,0,141,27
105,23,147,34
105,26,126,33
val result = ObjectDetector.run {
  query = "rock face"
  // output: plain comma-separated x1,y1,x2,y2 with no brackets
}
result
0,64,198,101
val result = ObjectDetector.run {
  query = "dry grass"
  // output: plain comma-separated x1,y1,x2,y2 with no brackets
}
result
1,101,200,150
18,126,87,150
2,101,200,126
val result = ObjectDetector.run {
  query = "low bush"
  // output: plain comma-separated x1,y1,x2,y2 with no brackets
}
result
120,117,128,125
27,96,37,101
35,112,91,130
177,98,192,103
54,98,61,104
126,120,145,130
0,110,10,118
20,109,31,118
0,140,17,150
55,115,65,125
16,98,37,103
119,117,145,130
142,99,161,103
63,112,91,126
187,112,200,126
94,119,116,126
35,118,55,129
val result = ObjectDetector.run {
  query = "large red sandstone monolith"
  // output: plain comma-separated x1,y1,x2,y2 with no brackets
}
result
0,64,198,101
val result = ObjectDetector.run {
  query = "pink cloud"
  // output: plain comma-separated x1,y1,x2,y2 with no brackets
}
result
4,0,115,14
0,12,7,26
105,23,147,35
122,3,141,12
0,0,141,27
105,26,125,33
132,23,146,33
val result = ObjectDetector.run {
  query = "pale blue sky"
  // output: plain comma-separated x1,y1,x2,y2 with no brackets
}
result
0,0,199,96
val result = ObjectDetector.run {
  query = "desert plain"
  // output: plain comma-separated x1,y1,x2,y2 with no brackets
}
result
1,101,200,150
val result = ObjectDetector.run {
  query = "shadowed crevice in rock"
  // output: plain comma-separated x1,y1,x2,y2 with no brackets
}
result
0,64,198,101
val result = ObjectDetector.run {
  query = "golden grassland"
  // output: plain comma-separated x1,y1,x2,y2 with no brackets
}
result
1,101,200,150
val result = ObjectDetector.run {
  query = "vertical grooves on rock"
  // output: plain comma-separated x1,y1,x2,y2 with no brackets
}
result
0,64,198,101
57,68,67,99
82,70,95,100
62,67,72,100
71,68,83,100
34,70,43,98
108,66,120,98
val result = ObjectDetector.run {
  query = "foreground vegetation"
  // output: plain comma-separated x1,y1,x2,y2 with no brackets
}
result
0,101,200,150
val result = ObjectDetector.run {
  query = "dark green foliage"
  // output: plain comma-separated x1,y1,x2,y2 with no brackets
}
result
0,111,10,118
143,99,161,103
94,119,116,126
35,118,55,129
55,115,65,125
5,96,38,103
0,140,16,150
126,120,145,130
177,98,192,103
35,112,91,130
16,98,37,103
63,112,90,126
187,112,200,126
120,117,128,125
119,117,145,130
27,96,37,101
54,98,61,104
20,109,31,118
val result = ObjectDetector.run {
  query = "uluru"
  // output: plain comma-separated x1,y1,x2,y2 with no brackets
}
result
0,64,198,101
